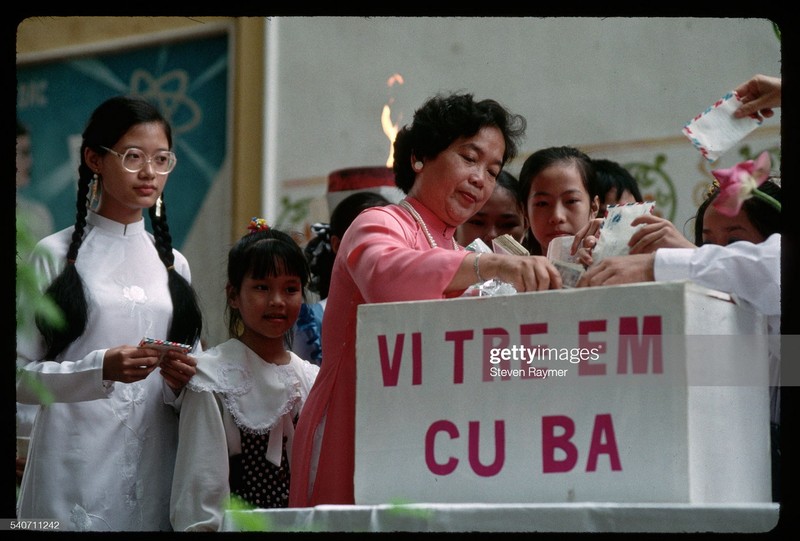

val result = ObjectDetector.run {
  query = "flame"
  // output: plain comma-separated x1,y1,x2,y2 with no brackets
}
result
381,105,397,167
381,73,405,167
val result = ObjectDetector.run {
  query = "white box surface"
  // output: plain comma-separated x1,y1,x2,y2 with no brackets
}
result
355,281,770,504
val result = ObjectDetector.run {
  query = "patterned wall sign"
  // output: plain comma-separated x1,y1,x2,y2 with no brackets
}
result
16,29,229,248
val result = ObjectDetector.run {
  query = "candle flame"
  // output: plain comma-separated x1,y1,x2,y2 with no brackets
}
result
382,73,405,167
381,105,398,167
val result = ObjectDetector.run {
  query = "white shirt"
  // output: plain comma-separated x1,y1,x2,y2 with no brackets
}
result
654,233,781,423
170,339,319,531
654,233,780,317
16,211,196,531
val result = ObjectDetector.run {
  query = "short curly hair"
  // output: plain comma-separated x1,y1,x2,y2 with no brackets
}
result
392,92,526,193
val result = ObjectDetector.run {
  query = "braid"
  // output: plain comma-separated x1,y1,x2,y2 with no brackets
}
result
149,195,203,346
149,196,176,268
66,174,91,261
35,95,203,356
36,170,92,359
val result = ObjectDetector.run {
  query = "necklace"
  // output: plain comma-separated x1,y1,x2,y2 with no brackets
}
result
399,200,458,250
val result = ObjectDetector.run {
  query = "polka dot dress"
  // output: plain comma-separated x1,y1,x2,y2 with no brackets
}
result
230,426,292,509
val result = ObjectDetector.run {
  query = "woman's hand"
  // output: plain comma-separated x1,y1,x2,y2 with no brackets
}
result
576,253,656,287
627,214,696,254
159,350,198,394
570,218,603,267
101,347,197,394
482,253,563,291
102,346,160,383
733,74,781,121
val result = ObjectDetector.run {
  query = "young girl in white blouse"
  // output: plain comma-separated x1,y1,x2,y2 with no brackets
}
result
171,218,320,531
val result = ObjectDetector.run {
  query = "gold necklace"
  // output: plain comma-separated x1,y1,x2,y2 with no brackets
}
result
399,200,458,250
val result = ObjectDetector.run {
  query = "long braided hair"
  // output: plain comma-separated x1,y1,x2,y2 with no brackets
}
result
36,96,203,359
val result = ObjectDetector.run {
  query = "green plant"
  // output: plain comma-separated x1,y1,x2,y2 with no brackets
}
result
225,495,273,531
16,212,63,405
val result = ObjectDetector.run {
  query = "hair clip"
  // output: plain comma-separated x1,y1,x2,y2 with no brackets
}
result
705,179,720,199
248,217,270,234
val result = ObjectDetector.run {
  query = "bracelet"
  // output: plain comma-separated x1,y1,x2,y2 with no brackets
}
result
473,252,485,282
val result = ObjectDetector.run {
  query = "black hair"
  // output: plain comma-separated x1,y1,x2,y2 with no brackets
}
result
517,146,598,256
226,224,310,340
494,170,523,211
303,223,334,300
694,178,781,246
330,191,392,240
392,92,526,194
304,191,391,300
35,96,203,358
592,158,643,215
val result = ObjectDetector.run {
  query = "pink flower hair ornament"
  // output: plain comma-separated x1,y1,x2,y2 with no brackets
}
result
710,151,780,217
247,217,270,234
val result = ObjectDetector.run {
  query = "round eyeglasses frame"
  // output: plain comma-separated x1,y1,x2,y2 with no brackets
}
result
100,146,177,175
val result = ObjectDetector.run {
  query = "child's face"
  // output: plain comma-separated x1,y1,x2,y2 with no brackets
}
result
599,187,638,217
526,163,598,253
456,185,526,246
701,205,765,246
230,271,304,341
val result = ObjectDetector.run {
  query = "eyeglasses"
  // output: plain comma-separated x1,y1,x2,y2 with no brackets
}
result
101,146,177,175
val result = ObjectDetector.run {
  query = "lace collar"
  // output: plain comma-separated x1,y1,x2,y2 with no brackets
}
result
187,339,306,434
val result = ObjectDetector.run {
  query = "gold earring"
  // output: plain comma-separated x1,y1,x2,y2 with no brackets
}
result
87,173,100,210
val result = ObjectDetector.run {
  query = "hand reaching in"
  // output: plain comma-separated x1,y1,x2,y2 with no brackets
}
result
627,214,696,254
733,74,781,122
482,252,563,292
576,253,656,287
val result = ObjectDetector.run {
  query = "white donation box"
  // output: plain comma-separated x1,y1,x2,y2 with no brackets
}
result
355,281,771,504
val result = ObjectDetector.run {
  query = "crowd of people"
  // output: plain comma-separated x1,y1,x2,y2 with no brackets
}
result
15,73,782,530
